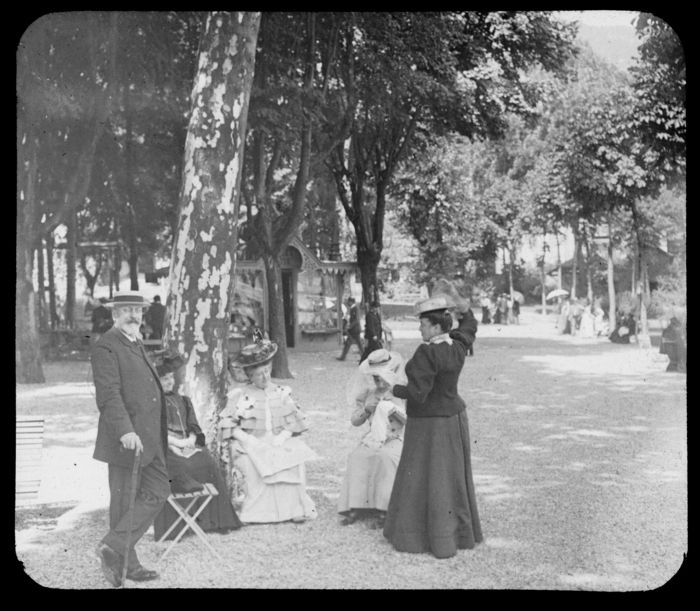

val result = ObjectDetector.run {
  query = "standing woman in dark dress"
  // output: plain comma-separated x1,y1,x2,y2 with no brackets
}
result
382,295,483,559
152,353,242,540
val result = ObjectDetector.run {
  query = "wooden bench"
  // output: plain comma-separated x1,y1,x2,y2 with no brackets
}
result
16,416,45,505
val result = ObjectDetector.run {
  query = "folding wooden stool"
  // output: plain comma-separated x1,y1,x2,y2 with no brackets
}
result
156,483,223,562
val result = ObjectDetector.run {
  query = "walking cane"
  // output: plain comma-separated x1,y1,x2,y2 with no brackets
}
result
120,448,142,588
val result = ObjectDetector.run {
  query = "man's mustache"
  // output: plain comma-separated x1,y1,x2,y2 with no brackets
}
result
126,318,140,324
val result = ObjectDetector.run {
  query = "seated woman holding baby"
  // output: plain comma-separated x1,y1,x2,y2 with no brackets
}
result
338,348,406,529
218,337,318,524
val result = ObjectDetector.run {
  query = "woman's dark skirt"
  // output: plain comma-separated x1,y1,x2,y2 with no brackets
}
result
153,449,242,540
383,409,482,558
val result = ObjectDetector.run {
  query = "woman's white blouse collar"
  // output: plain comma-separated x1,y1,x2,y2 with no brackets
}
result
428,332,452,345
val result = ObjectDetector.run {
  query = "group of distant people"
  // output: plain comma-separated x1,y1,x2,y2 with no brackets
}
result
479,293,519,326
554,295,686,373
556,297,607,338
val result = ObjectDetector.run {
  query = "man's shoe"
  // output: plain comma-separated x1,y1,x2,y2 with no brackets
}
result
96,543,123,588
126,566,159,582
335,357,345,361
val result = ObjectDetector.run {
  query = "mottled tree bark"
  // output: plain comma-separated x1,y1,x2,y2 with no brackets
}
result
166,12,260,448
16,133,44,382
65,208,77,328
606,211,616,327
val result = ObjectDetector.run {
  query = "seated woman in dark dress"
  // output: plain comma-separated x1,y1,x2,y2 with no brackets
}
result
153,353,242,540
609,312,635,344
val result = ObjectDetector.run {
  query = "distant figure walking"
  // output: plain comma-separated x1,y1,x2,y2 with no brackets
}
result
337,297,364,362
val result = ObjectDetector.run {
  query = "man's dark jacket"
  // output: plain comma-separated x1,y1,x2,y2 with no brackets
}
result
347,304,361,337
92,327,167,469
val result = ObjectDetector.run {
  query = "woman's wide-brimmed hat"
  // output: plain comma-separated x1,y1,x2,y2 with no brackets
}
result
358,348,403,377
105,293,151,308
155,350,185,377
413,295,454,316
230,339,278,369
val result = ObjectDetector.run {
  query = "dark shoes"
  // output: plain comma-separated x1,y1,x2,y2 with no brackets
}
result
97,543,159,587
170,473,204,494
336,357,345,361
371,512,386,529
96,543,123,588
340,510,358,525
126,566,159,582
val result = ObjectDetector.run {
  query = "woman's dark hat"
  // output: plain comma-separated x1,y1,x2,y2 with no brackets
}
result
230,337,278,369
156,350,185,377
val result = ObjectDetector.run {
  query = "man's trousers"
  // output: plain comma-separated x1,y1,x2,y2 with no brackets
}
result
102,452,171,569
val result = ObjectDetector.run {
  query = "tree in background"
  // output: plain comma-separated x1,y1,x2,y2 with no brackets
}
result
166,12,260,444
327,12,576,303
17,13,119,382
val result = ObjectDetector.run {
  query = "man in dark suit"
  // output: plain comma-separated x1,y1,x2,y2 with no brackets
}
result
337,296,364,361
144,295,167,340
92,293,170,587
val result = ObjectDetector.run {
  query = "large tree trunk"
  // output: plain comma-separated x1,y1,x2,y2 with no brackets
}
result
581,225,593,302
16,136,44,382
167,11,260,452
263,254,291,377
571,224,579,300
357,250,381,305
37,237,47,331
65,208,77,329
507,239,515,297
555,229,562,290
124,88,140,291
606,211,616,327
630,202,650,340
540,233,547,316
46,233,58,330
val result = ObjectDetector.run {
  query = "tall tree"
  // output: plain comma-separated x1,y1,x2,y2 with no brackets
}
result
17,13,119,382
325,11,577,302
166,12,260,448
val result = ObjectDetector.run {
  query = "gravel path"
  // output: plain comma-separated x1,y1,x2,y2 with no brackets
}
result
15,308,686,590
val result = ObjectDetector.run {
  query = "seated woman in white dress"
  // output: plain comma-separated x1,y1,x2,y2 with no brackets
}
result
338,349,406,529
218,338,318,524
